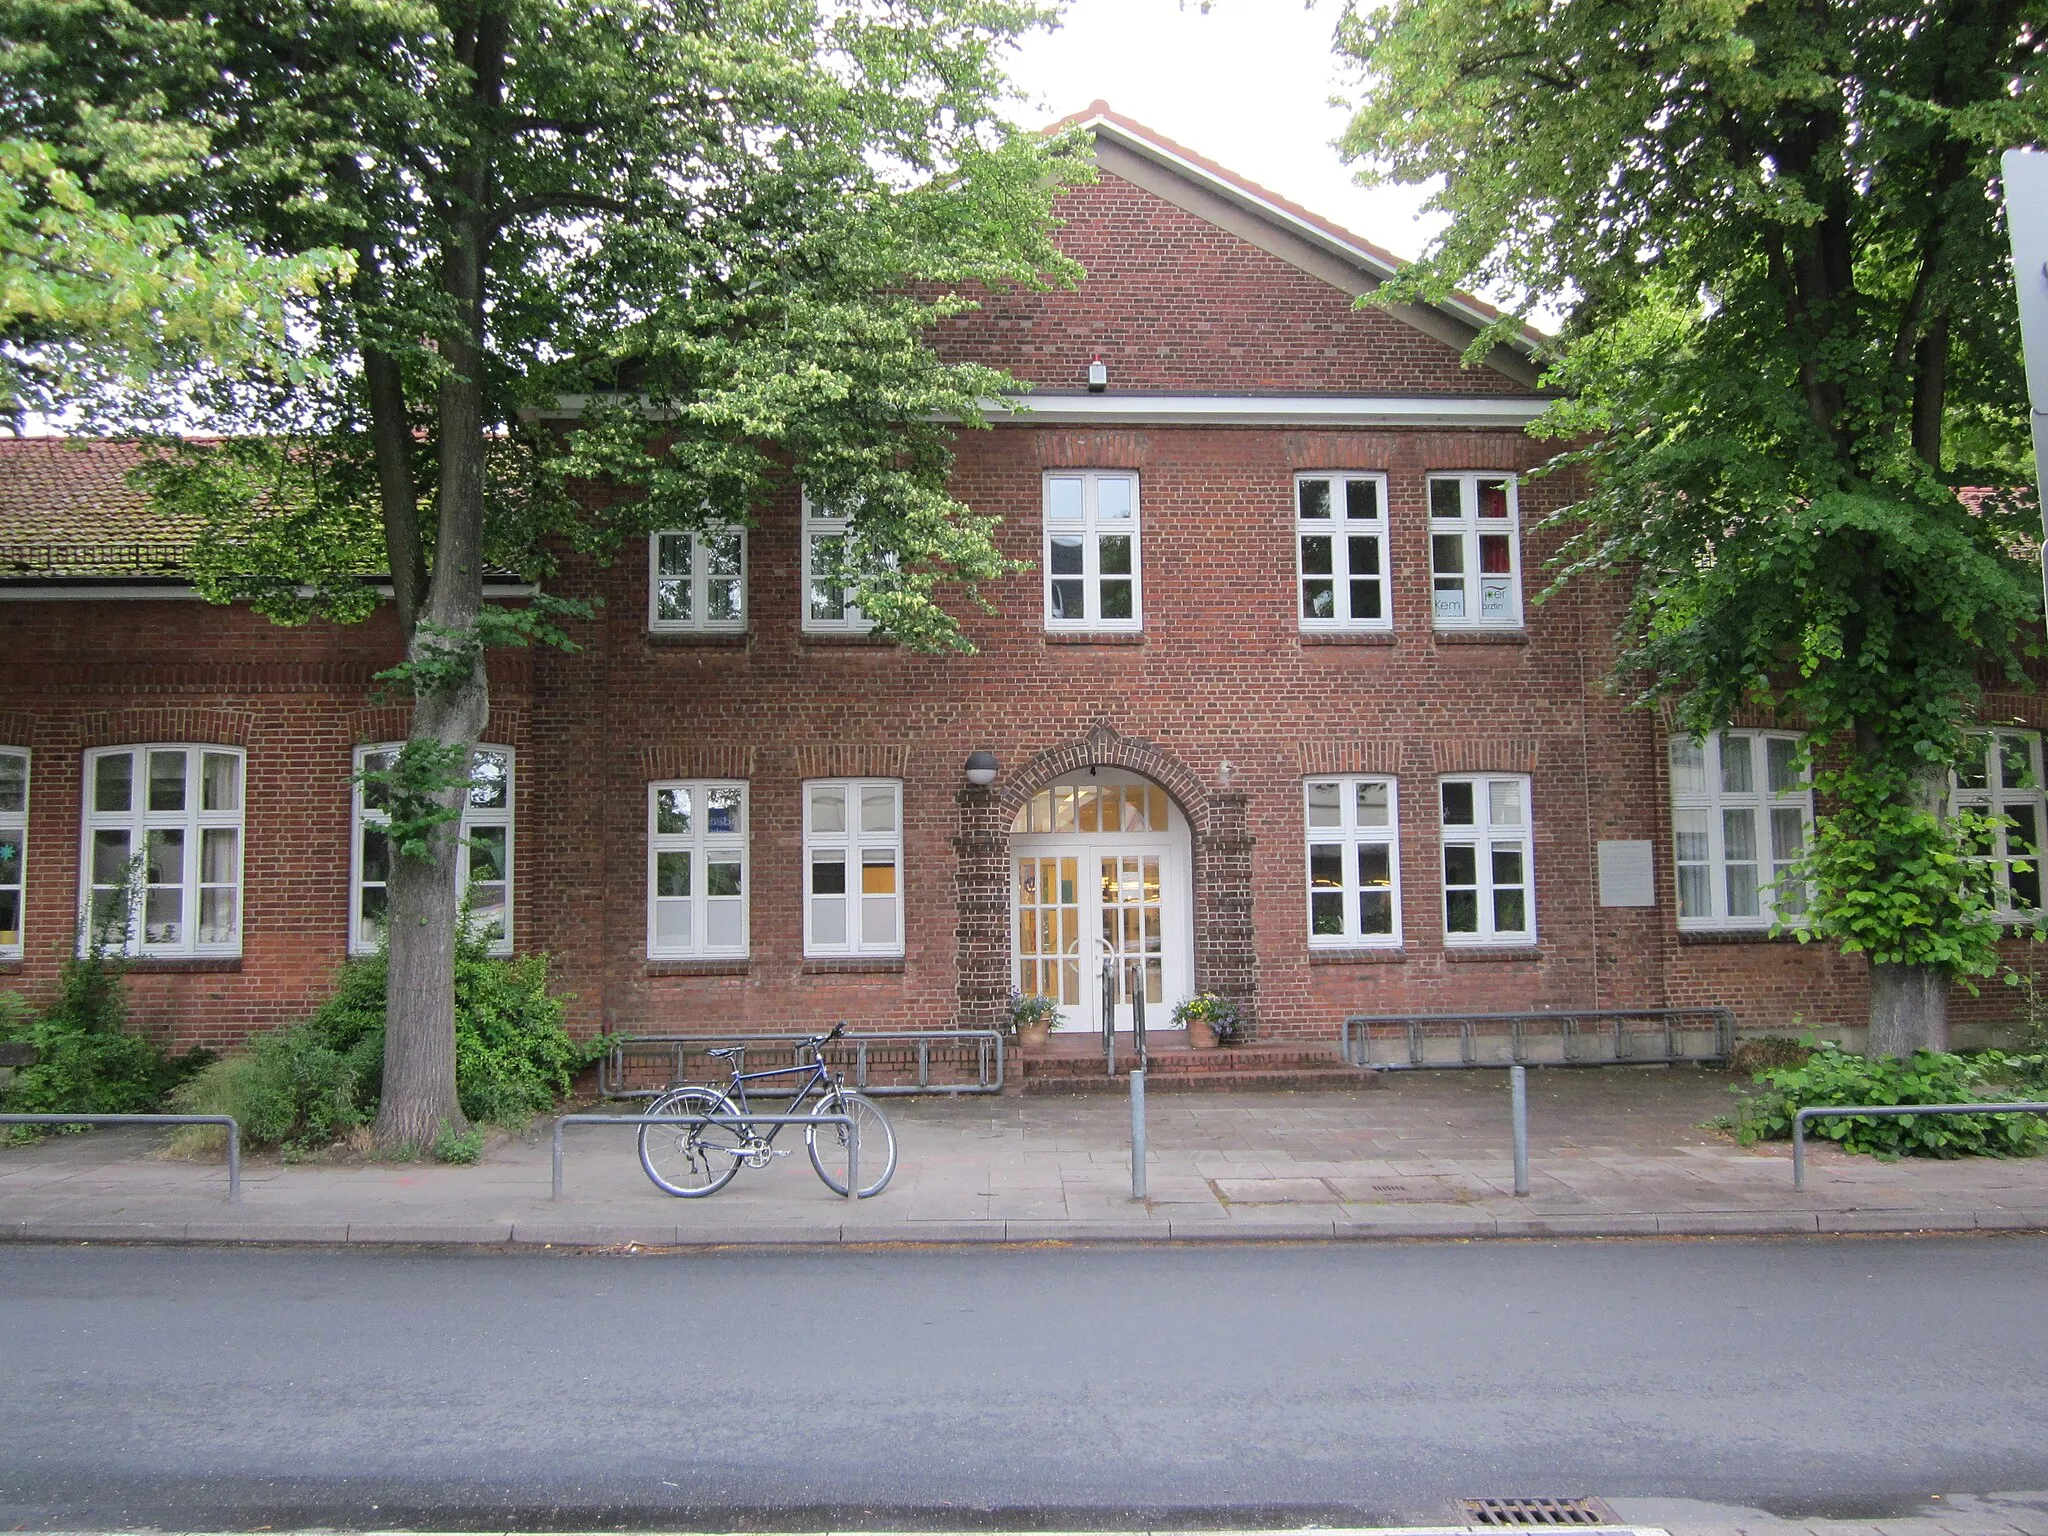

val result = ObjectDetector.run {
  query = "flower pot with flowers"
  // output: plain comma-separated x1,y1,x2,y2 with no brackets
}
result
1172,992,1241,1050
1009,991,1062,1049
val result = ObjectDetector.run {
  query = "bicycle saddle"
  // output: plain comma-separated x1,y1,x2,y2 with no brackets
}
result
706,1045,747,1062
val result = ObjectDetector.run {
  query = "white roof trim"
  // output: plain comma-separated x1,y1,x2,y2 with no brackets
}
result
981,394,1550,428
1079,113,1532,355
0,580,540,602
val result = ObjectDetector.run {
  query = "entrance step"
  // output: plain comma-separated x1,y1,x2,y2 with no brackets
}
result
1016,1041,1379,1095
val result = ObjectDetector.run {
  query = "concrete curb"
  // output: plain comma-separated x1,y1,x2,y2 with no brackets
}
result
2,1207,2043,1247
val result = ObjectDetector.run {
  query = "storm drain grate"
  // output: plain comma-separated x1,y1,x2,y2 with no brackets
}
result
1460,1496,1617,1526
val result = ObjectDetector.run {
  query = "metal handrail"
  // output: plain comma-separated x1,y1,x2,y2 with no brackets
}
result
551,1111,858,1201
598,1030,1003,1098
0,1114,240,1201
1791,1100,2048,1189
1342,1007,1737,1069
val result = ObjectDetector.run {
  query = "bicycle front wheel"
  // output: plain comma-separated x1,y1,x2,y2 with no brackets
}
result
807,1089,896,1198
638,1086,746,1198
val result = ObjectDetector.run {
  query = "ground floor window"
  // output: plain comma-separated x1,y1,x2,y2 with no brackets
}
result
647,779,748,957
1953,730,2046,914
1304,776,1401,946
805,779,901,956
353,744,514,955
81,744,243,956
1669,731,1811,929
0,749,24,957
1440,775,1533,943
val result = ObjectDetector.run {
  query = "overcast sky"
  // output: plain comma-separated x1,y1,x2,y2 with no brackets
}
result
1003,0,1447,267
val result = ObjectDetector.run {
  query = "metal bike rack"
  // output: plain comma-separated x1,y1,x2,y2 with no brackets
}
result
1791,1100,2048,1189
1341,1007,1737,1069
551,1111,860,1201
0,1113,241,1201
598,1030,1003,1098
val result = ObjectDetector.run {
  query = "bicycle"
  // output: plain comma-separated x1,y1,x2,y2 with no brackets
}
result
636,1022,897,1199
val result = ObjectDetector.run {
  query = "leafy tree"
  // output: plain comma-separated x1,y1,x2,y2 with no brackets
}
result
1339,0,2047,1054
5,0,1083,1143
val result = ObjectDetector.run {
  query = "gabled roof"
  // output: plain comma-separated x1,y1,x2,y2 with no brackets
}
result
1045,101,1545,362
0,438,199,577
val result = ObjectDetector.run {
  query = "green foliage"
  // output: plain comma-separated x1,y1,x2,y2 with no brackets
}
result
1735,1045,2048,1158
1007,991,1060,1032
0,949,211,1124
433,1123,486,1164
1171,991,1243,1044
170,938,593,1154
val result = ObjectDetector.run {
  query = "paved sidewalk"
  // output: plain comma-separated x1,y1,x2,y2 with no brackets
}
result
7,1065,2048,1245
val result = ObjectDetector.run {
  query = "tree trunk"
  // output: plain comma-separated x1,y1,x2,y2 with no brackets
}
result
1868,961,1950,1058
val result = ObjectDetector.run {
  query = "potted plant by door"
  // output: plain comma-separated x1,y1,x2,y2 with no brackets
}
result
1009,991,1061,1050
1173,993,1241,1050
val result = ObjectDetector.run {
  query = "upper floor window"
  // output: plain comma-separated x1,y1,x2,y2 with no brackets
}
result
353,744,513,956
650,527,745,633
1296,473,1389,632
0,749,25,958
648,780,748,957
1304,777,1401,946
1044,471,1141,631
82,745,243,956
803,494,873,634
1440,775,1533,944
1954,731,2045,914
805,779,902,957
1670,731,1811,929
1428,473,1521,629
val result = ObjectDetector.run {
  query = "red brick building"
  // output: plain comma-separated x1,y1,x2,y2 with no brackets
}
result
0,105,2032,1057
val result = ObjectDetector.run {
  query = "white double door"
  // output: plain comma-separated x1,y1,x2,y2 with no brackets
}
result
1014,831,1192,1033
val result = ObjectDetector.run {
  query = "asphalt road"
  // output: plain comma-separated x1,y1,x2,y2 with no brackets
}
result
3,1236,2046,1530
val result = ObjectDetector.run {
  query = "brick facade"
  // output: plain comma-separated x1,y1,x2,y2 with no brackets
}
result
0,114,2033,1056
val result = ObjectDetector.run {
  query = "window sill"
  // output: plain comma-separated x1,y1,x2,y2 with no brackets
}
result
1677,929,1802,946
1308,946,1407,965
1044,630,1145,646
1441,946,1542,963
801,957,906,975
646,630,750,648
1434,629,1529,645
801,631,892,648
122,956,243,974
644,959,751,977
1300,631,1396,647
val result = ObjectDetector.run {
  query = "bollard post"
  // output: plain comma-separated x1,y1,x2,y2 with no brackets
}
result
847,1112,859,1202
1793,1109,1807,1191
1130,1067,1147,1200
1511,1063,1529,1197
226,1119,241,1203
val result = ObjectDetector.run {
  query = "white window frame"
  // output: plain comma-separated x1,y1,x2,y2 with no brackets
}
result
1952,730,2047,917
1670,731,1813,931
1043,470,1142,632
1295,473,1391,633
1304,776,1402,947
649,526,747,634
802,492,873,635
1427,472,1522,629
1439,774,1535,945
351,743,514,957
646,780,750,958
79,744,245,957
803,778,904,958
0,748,26,959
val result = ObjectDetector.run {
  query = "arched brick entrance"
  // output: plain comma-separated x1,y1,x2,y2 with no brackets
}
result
953,723,1256,1036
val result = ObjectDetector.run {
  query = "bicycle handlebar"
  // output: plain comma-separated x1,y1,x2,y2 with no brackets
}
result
798,1021,849,1057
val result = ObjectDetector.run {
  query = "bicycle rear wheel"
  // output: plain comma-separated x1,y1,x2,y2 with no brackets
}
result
638,1086,746,1197
807,1088,896,1198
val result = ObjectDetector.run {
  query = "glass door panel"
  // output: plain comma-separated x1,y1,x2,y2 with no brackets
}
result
1100,853,1163,1027
1016,855,1083,1023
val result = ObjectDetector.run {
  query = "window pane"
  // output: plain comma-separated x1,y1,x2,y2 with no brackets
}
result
1445,890,1479,932
1431,533,1465,575
1480,576,1515,619
146,828,184,885
1097,477,1133,519
1433,579,1465,620
1301,535,1333,576
656,578,689,624
1305,782,1341,828
1477,479,1510,518
1479,533,1512,574
707,577,741,622
1442,781,1475,825
92,828,131,883
656,532,692,577
812,897,846,946
1770,807,1806,863
1350,579,1382,620
1051,579,1085,618
706,531,742,575
148,750,187,812
1303,579,1335,620
1046,478,1084,520
1669,738,1707,798
1677,864,1712,919
1348,535,1380,576
1444,844,1477,885
470,752,509,809
198,888,237,945
654,899,691,947
202,752,240,812
1429,479,1463,519
1050,536,1084,575
1673,808,1710,863
201,827,237,884
656,850,691,897
1298,479,1332,519
1488,780,1523,826
468,826,506,882
811,856,847,896
1491,845,1524,887
1309,843,1343,890
1099,580,1133,619
94,752,133,813
1356,781,1390,827
1726,862,1761,919
810,788,845,834
360,749,395,812
1723,808,1757,862
1346,480,1379,520
706,861,741,898
656,787,691,835
1766,737,1802,795
0,837,17,885
1720,736,1754,795
1493,888,1526,932
144,886,183,944
1311,891,1344,935
1956,739,1990,791
707,788,741,835
468,882,507,939
2003,735,2036,790
0,753,23,815
860,852,897,894
1359,842,1391,886
861,894,897,947
1099,534,1133,577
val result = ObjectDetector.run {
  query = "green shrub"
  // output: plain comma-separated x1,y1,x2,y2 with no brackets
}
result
172,936,592,1155
1735,1045,2048,1159
433,1123,486,1164
0,951,211,1128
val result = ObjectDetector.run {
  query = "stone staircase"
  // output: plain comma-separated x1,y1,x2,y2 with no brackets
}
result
1015,1033,1377,1095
